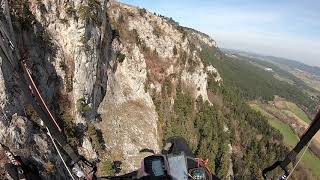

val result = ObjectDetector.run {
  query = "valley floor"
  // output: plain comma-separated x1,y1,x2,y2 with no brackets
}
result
249,100,320,179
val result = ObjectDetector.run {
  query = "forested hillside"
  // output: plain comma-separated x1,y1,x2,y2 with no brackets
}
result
152,32,317,179
214,49,320,178
203,47,318,116
222,49,320,77
155,69,290,179
241,55,320,102
264,56,320,77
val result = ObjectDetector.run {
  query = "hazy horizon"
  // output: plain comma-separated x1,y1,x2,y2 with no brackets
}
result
120,0,320,67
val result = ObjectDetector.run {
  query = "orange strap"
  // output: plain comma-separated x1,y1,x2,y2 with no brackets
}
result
195,158,212,173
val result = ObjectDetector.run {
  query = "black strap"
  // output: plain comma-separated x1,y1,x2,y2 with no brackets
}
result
280,110,320,168
262,161,288,179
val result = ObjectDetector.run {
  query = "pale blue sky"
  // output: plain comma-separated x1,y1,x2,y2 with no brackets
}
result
120,0,320,67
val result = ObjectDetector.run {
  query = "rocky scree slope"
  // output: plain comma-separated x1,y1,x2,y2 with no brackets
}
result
0,0,221,178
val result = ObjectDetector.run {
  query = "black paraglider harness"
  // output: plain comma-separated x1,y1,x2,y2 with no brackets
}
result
98,137,215,180
1,136,214,180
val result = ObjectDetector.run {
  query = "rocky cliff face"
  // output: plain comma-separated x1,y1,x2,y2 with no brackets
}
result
0,0,222,178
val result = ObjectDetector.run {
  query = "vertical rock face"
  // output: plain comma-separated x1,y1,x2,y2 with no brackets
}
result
0,0,222,178
100,1,222,172
0,0,111,178
29,0,111,122
97,44,160,172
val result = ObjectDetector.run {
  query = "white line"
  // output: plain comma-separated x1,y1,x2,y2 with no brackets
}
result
24,64,62,132
46,127,75,180
286,138,313,180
